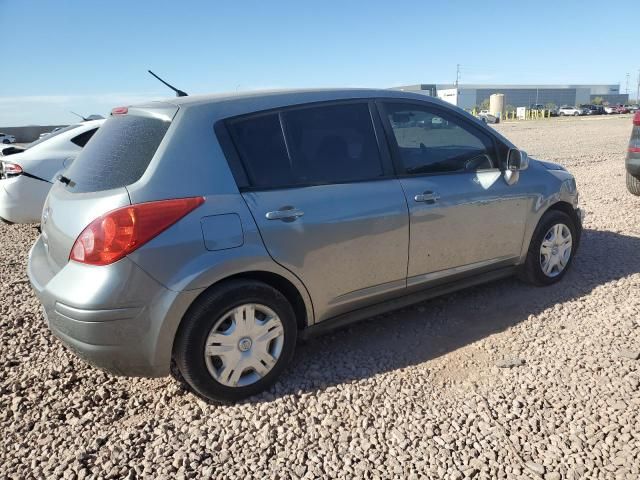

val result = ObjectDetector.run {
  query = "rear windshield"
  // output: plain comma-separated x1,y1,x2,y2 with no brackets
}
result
27,124,80,148
64,114,170,193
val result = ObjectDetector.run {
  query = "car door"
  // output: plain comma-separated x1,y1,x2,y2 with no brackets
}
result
225,101,409,321
378,100,529,286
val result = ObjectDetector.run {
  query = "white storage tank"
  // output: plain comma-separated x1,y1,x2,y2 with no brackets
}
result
489,94,505,119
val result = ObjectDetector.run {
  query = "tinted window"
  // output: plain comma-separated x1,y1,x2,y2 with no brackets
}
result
283,103,383,184
228,114,292,188
385,103,496,175
64,115,170,193
228,103,383,188
70,128,98,148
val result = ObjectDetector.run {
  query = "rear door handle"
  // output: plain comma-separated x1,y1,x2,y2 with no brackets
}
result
265,207,304,220
414,191,440,203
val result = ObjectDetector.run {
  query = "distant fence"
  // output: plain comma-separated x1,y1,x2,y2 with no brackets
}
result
0,125,68,143
469,109,552,121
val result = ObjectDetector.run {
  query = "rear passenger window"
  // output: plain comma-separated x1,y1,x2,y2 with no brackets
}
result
227,103,383,188
70,128,98,148
228,114,292,188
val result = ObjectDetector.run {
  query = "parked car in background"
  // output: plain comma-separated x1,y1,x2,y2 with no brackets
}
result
628,105,640,113
615,105,630,114
581,105,603,115
0,133,16,144
477,109,499,123
625,111,640,195
0,120,103,223
604,105,618,114
558,106,584,116
28,89,582,402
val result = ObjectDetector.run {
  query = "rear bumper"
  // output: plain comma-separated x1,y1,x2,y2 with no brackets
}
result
27,236,202,377
626,154,640,177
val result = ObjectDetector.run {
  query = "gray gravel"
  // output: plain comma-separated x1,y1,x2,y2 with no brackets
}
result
1,115,639,479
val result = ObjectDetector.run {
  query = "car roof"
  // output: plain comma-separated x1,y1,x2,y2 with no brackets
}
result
131,88,451,114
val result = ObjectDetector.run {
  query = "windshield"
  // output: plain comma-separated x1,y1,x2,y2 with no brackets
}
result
27,124,80,148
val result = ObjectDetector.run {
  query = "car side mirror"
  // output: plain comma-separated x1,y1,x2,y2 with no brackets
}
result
504,149,528,185
507,149,529,171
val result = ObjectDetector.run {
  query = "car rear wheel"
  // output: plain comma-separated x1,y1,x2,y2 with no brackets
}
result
518,210,578,286
627,172,640,196
174,279,297,402
573,112,579,116
2,139,9,144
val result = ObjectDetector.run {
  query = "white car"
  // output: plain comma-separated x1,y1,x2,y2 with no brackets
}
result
38,127,65,139
0,133,16,144
0,120,104,224
558,106,584,116
477,109,499,124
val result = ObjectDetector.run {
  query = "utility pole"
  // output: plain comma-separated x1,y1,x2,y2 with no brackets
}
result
455,64,460,89
636,69,640,104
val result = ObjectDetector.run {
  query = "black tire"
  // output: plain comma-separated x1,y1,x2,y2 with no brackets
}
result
2,139,9,144
626,172,640,196
518,210,578,286
174,279,297,402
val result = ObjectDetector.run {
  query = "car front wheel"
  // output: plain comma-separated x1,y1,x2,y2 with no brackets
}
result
174,279,297,402
518,210,578,286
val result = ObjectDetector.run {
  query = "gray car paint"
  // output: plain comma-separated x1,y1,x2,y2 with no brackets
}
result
28,88,580,378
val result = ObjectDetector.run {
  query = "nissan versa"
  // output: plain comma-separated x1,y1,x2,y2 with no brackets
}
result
28,89,582,402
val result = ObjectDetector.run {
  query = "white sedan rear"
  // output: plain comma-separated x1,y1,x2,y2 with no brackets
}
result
0,120,104,224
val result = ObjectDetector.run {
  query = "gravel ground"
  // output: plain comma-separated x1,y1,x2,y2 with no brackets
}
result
1,115,639,479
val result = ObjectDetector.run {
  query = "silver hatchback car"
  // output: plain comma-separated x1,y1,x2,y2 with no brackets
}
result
28,89,582,402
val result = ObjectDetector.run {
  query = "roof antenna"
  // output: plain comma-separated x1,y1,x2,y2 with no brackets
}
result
70,111,89,121
148,70,188,97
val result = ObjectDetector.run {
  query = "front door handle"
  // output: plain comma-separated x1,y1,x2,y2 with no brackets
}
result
265,207,304,221
414,191,440,203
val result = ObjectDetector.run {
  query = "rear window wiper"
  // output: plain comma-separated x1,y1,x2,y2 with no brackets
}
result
57,174,73,186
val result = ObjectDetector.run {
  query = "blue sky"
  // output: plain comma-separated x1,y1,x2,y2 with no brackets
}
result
1,0,638,125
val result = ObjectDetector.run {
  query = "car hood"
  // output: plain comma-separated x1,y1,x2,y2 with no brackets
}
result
532,158,567,171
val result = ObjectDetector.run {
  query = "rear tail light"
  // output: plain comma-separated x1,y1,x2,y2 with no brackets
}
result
70,197,204,265
634,112,640,126
0,161,22,178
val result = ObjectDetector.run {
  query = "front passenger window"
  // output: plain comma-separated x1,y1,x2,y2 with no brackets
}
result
384,103,497,175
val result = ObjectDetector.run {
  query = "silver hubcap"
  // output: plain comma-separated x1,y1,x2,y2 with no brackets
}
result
540,223,572,278
204,303,284,388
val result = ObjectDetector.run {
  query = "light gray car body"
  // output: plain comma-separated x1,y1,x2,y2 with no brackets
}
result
28,88,581,377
